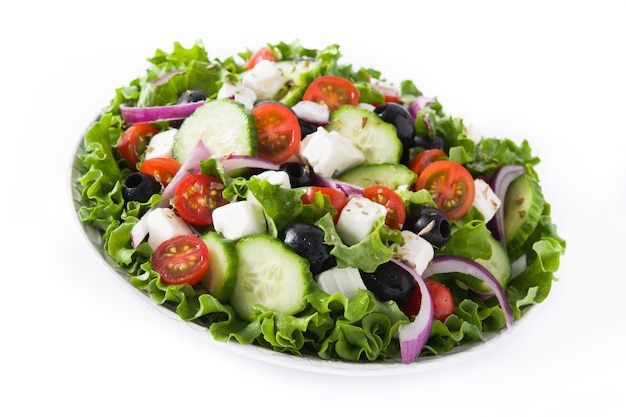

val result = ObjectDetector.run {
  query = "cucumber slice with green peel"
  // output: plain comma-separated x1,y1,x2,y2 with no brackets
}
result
200,231,238,303
338,163,417,190
172,99,257,163
275,58,323,106
503,174,545,258
230,234,314,320
326,106,403,164
475,234,512,290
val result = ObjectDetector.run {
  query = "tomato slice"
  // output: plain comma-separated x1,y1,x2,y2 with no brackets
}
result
424,279,455,322
118,123,159,169
302,75,360,111
414,160,475,221
251,101,301,164
409,148,447,175
139,157,181,187
174,174,227,226
301,186,349,222
245,46,278,71
363,185,406,230
152,235,210,286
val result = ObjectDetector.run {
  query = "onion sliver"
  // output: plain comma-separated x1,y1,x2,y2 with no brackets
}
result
311,176,364,198
219,155,280,172
156,140,212,209
423,255,514,329
153,69,185,85
394,259,434,364
487,165,525,243
408,96,435,120
120,101,205,124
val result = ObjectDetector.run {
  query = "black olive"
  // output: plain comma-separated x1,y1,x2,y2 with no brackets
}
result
373,103,415,148
170,89,208,128
279,223,336,275
404,208,451,248
359,261,416,305
410,134,445,151
279,162,313,188
298,119,319,138
122,172,162,203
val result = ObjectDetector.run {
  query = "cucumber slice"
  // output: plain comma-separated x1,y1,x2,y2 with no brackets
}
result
503,174,545,258
475,234,512,290
275,58,323,106
230,234,313,320
326,106,403,164
172,99,257,163
200,231,238,303
338,163,417,189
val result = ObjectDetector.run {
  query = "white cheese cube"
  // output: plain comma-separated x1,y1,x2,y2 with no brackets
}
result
146,208,194,250
299,127,366,178
391,230,434,275
247,170,292,207
242,60,286,101
472,179,501,222
212,201,267,240
316,266,367,299
217,82,257,110
335,197,387,246
144,129,177,160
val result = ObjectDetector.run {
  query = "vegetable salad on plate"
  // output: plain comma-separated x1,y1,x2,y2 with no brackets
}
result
73,40,565,365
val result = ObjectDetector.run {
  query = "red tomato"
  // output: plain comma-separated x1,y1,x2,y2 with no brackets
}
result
409,148,447,175
139,157,181,187
371,81,400,105
301,186,349,221
414,160,475,221
424,279,455,322
363,185,406,230
302,75,360,111
152,235,210,286
117,123,159,169
399,283,421,318
251,102,301,164
174,174,227,226
245,46,278,71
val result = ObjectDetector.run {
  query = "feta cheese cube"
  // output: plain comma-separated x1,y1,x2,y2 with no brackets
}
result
299,127,366,178
242,60,286,101
472,179,501,222
144,129,177,160
316,266,367,299
213,201,267,240
247,170,291,207
391,230,434,275
217,82,257,110
335,197,387,246
146,208,193,250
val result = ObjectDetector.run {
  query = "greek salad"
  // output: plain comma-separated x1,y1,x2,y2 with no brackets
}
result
74,40,566,364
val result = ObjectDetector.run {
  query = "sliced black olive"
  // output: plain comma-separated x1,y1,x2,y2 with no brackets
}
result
298,119,319,138
404,207,451,248
373,102,415,148
279,223,336,275
359,261,416,305
410,134,445,151
169,89,208,128
122,172,162,203
279,162,313,188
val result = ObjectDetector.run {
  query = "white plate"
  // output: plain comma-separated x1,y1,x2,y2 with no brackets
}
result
70,128,515,376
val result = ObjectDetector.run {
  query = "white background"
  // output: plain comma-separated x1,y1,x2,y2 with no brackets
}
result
1,0,625,415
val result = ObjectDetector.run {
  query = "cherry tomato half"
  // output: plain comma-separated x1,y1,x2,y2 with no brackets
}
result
363,185,406,230
251,101,301,164
301,186,349,222
118,123,159,169
409,148,447,176
174,174,228,226
414,160,475,221
152,235,210,286
424,279,455,322
245,46,278,71
302,75,360,111
139,157,181,187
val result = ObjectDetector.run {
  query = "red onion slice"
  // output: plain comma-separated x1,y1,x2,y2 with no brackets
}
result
156,140,213,209
423,255,514,329
218,155,280,172
487,165,525,243
311,176,364,198
408,96,436,120
153,69,186,85
120,101,205,124
394,258,434,364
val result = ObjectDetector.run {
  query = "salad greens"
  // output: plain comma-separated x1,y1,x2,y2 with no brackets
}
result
74,39,565,364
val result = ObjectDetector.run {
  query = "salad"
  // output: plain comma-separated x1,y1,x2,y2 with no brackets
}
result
73,40,566,365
